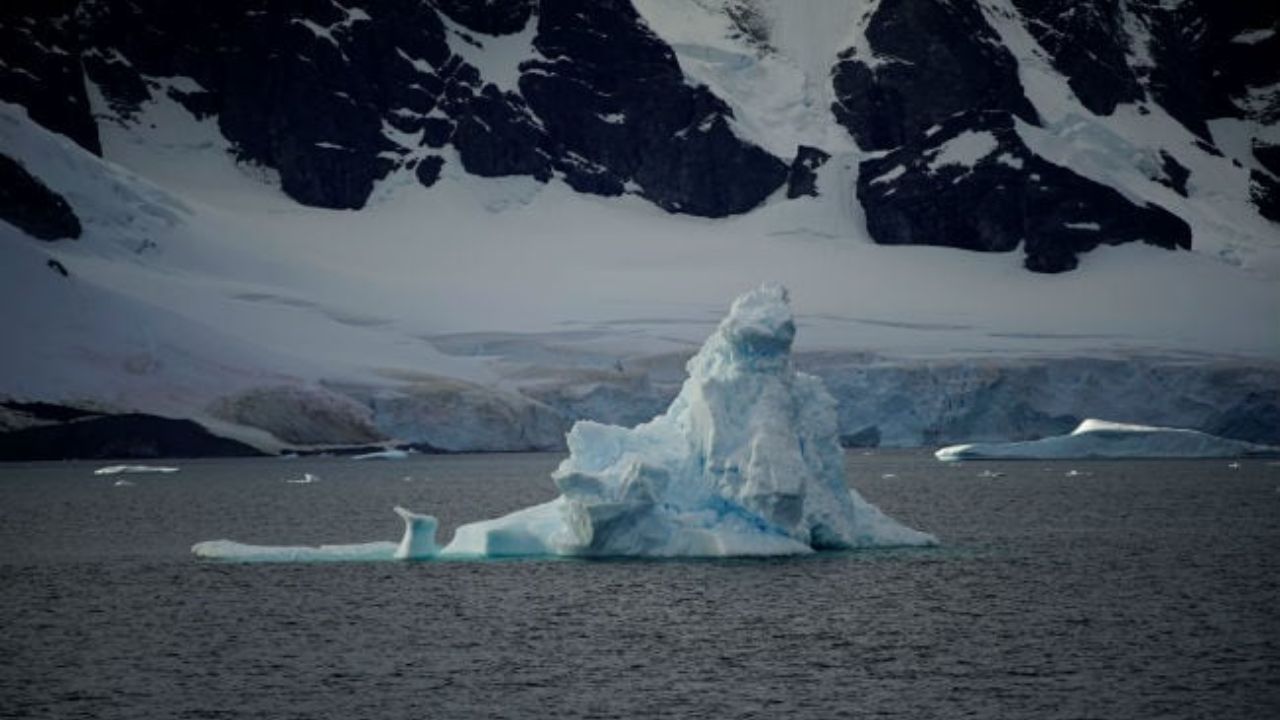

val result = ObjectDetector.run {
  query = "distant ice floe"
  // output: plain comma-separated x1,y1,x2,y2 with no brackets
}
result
350,449,410,461
94,465,179,475
936,419,1280,461
193,285,936,563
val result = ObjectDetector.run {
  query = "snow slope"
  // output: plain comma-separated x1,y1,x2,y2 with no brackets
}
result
1,0,1279,452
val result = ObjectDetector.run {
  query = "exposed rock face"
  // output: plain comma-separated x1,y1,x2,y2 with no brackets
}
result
1134,2,1280,140
0,0,785,217
0,413,262,460
0,0,1273,260
435,0,535,36
831,0,1038,151
828,0,1280,266
1254,142,1280,223
76,0,435,210
1011,0,1143,116
857,112,1191,272
0,0,100,155
0,153,82,240
520,0,786,216
786,146,831,199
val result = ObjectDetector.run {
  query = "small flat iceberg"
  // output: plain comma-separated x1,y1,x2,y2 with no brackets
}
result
94,465,179,475
194,285,935,562
350,449,411,461
936,419,1280,461
192,507,438,562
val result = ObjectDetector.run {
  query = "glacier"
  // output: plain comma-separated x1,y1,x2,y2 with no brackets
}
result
936,418,1280,461
192,285,936,562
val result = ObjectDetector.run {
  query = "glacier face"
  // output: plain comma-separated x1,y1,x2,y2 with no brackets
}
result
936,418,1280,461
193,286,936,562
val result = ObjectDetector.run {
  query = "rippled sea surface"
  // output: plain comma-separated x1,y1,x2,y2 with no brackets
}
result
1,451,1277,719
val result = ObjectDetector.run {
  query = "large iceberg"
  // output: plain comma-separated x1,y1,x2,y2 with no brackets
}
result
936,418,1280,461
193,285,935,561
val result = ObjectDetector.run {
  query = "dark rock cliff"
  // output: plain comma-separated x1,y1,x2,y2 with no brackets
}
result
0,153,81,240
0,0,786,217
0,0,1273,266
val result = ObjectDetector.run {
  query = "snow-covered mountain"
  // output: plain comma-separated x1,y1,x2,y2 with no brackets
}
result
1,0,1277,455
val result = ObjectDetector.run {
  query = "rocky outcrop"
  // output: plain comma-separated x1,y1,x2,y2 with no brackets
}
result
831,0,1038,151
833,0,1204,269
786,146,831,199
1011,0,1143,116
0,0,786,217
857,112,1191,272
1254,142,1280,223
1135,3,1280,139
0,413,262,460
520,0,787,216
0,0,100,155
1,0,1272,260
76,0,434,210
0,153,81,240
435,0,535,36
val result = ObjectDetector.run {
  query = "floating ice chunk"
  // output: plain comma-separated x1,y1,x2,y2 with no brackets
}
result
194,285,936,562
194,505,439,562
936,419,1280,461
351,449,411,461
192,539,399,562
94,465,179,475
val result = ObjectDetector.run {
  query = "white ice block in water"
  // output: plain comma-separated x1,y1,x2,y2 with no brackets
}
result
193,284,936,562
936,418,1280,461
94,465,179,475
351,449,411,461
193,505,439,562
191,539,400,562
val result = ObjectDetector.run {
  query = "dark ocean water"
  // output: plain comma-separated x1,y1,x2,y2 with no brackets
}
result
0,451,1277,719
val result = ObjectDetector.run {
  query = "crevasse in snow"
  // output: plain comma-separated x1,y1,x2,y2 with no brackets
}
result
192,285,936,562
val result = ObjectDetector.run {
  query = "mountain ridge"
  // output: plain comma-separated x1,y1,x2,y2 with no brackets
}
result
0,0,1277,455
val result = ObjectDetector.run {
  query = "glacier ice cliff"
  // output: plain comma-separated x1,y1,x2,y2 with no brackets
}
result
192,285,936,562
936,419,1280,461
